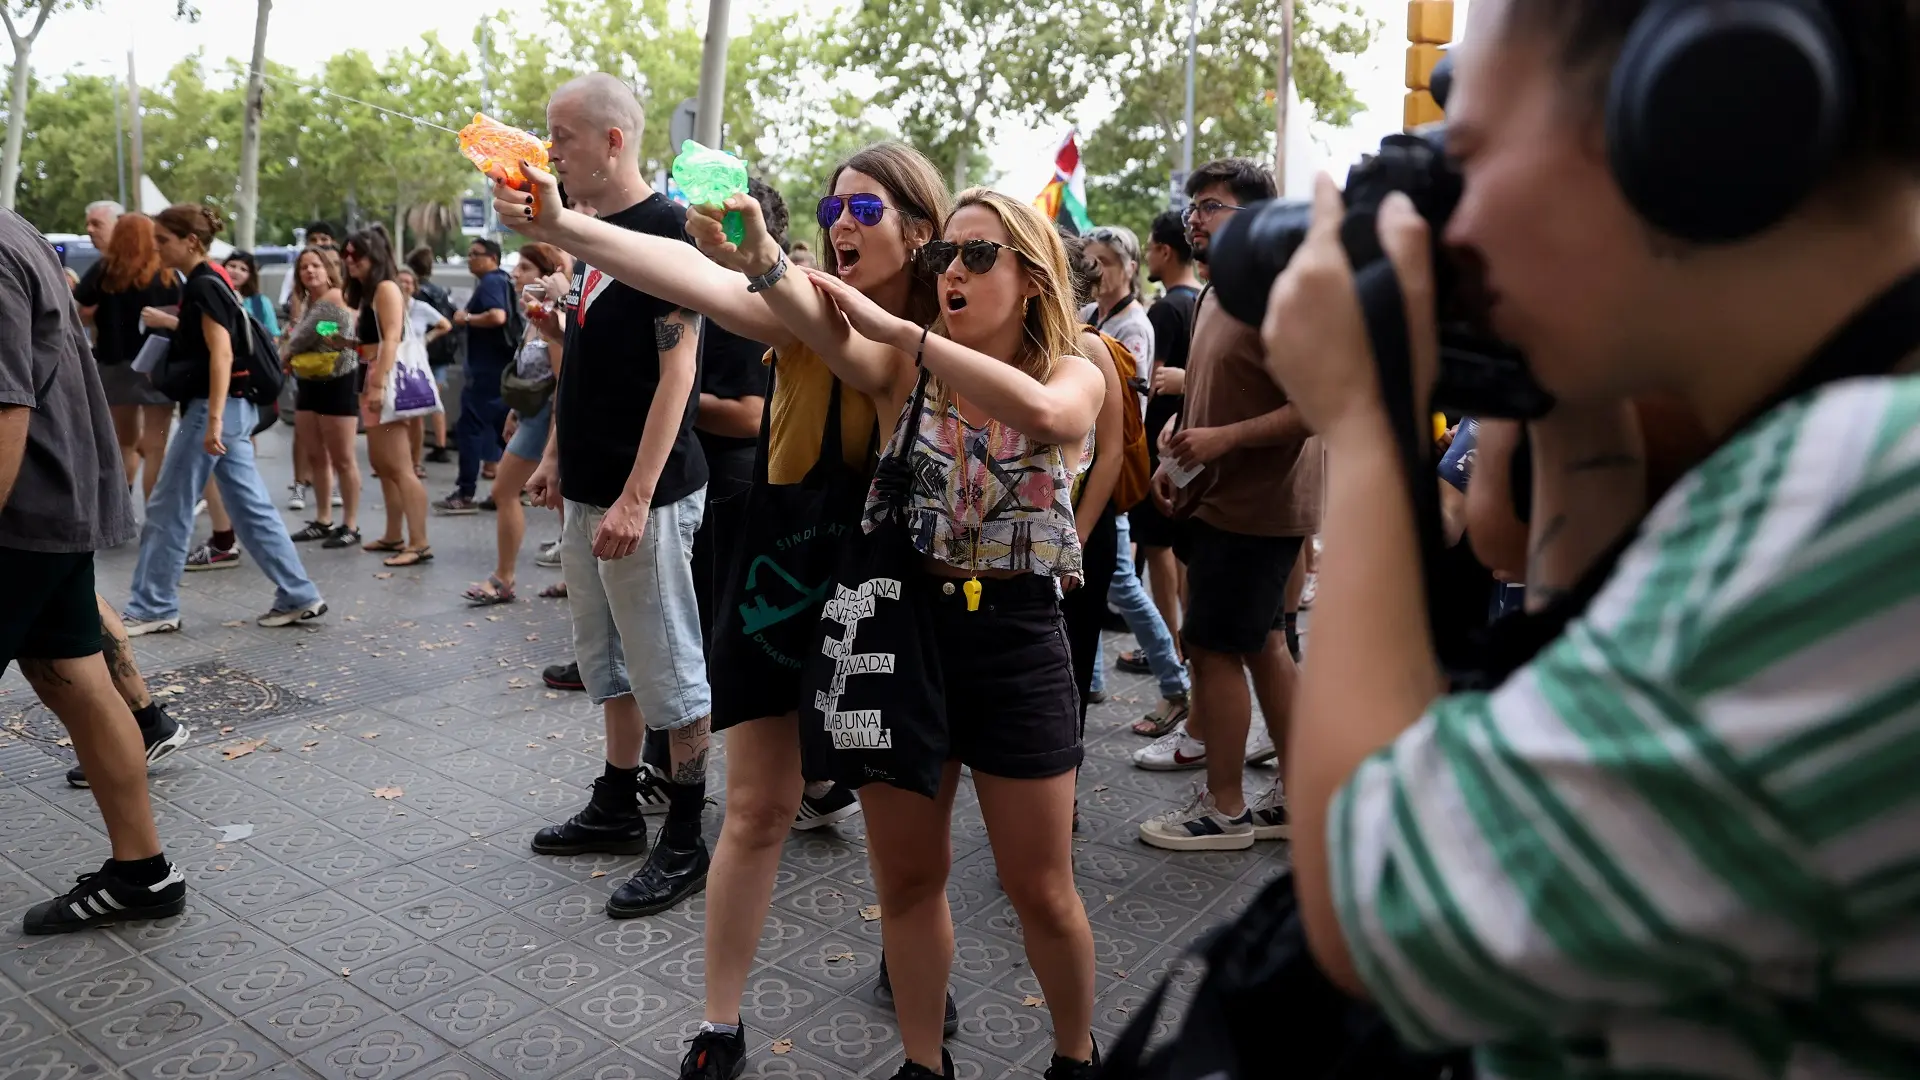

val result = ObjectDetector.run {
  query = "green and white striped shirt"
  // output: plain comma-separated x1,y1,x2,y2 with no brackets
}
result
1332,376,1920,1078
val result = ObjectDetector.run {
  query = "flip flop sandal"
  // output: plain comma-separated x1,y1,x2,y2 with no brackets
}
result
1133,701,1190,737
362,537,406,553
383,547,434,568
463,575,516,605
538,583,568,599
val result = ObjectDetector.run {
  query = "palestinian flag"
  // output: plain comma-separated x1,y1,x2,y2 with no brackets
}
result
1033,131,1093,236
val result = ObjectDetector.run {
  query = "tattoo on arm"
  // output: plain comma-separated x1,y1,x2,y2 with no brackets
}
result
1524,512,1568,591
654,313,691,353
1566,452,1641,473
668,722,710,786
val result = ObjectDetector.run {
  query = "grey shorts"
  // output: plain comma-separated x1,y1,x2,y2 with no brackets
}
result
98,363,172,408
562,489,712,728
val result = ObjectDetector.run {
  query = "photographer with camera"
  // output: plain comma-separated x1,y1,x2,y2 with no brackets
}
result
1135,158,1316,850
1256,0,1920,1072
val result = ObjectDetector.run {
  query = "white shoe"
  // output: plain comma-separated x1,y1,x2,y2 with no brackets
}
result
1247,785,1291,840
1133,723,1207,771
534,539,563,569
1138,783,1255,851
122,613,182,638
286,483,309,512
331,490,343,508
259,599,327,628
1245,723,1278,767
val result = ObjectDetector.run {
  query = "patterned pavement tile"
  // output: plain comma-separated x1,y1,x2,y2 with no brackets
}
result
0,441,1288,1077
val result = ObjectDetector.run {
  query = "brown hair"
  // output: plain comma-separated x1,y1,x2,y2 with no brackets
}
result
822,142,950,326
101,212,164,293
340,227,399,310
515,241,570,278
153,203,224,254
1503,0,1919,171
291,247,343,309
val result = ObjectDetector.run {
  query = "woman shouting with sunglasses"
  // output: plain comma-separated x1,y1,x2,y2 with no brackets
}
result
496,141,966,1080
796,190,1107,1080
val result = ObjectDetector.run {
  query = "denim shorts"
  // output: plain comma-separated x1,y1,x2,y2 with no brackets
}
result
562,489,712,727
506,399,552,462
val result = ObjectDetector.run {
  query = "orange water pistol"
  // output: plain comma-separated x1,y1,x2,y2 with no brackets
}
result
459,113,551,211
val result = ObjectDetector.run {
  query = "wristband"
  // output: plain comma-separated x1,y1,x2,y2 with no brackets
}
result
914,323,932,368
745,251,789,294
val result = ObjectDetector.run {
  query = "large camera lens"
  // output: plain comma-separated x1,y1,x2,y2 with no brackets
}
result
1207,199,1312,328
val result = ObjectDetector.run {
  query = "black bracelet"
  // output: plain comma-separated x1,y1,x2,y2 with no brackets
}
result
914,323,932,368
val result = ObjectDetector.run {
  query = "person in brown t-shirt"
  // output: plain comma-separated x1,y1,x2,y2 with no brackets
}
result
1137,159,1319,854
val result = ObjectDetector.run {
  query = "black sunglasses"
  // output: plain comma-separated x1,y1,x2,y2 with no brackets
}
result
816,193,895,229
919,239,1029,276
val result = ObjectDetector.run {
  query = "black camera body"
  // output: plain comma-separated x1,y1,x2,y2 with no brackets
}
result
1208,130,1555,421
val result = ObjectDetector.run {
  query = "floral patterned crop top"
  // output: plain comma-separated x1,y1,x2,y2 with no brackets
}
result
863,388,1092,579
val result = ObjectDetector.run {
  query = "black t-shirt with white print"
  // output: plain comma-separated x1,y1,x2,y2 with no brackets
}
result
557,194,707,509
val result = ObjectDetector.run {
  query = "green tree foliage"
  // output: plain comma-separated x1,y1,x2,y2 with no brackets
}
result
844,0,1120,192
8,66,118,228
1082,0,1375,241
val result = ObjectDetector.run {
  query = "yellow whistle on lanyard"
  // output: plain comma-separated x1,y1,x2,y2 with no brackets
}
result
963,578,982,612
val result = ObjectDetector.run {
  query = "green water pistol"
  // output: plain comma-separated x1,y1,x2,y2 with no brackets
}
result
672,140,751,245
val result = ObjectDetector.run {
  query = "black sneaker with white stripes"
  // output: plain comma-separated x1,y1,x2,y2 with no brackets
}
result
23,859,186,934
792,783,861,831
635,762,672,816
68,706,191,788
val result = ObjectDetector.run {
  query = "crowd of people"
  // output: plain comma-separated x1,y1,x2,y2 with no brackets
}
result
4,0,1920,1075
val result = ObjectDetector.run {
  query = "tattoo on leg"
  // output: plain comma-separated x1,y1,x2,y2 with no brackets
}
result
18,658,72,687
669,721,710,785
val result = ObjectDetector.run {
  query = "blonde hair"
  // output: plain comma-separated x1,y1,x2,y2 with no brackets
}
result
290,247,344,315
930,187,1087,417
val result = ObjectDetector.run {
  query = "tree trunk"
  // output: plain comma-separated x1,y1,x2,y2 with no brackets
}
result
234,0,272,249
0,0,56,213
393,199,405,255
128,51,143,206
0,39,31,211
950,136,972,194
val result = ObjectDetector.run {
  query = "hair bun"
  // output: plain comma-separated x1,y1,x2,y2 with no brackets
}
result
199,205,227,237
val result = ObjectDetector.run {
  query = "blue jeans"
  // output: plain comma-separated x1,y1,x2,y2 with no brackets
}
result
1101,514,1188,700
455,366,510,498
127,399,323,621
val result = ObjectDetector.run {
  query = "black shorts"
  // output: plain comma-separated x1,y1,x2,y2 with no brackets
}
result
925,570,1082,780
1126,498,1186,550
295,371,360,417
1176,520,1303,655
0,548,103,677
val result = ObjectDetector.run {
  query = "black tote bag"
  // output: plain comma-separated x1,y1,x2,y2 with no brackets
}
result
798,368,948,799
1098,871,1473,1080
710,363,873,729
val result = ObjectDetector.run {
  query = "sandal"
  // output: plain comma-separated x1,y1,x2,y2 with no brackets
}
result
538,582,568,599
1132,696,1190,737
413,464,428,479
362,537,405,553
383,547,433,568
464,575,516,605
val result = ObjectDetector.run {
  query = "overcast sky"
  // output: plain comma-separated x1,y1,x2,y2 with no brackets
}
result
26,0,1469,199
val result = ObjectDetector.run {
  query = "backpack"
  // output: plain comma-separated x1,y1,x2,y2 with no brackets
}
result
153,273,284,408
1087,327,1153,512
417,280,465,370
219,277,285,409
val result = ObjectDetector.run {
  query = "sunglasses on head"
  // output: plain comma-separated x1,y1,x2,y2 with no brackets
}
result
918,239,1028,276
816,193,894,229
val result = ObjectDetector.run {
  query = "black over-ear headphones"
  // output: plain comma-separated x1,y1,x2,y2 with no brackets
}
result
1607,0,1851,244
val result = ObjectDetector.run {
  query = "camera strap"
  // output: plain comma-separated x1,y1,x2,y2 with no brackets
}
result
1464,263,1920,689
